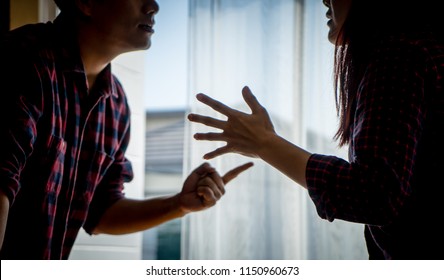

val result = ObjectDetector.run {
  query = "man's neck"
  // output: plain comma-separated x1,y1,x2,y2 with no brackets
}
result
76,24,118,90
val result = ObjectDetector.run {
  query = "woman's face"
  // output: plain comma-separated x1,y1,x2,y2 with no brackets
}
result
323,0,352,44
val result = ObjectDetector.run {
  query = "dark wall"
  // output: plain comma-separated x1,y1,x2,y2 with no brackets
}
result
1,0,10,34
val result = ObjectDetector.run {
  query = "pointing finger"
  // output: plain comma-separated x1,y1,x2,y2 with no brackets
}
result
222,162,254,184
203,145,232,160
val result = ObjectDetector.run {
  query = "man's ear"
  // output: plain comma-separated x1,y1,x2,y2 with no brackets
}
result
75,0,94,17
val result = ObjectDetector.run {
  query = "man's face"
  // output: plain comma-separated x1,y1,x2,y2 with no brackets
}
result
88,0,159,53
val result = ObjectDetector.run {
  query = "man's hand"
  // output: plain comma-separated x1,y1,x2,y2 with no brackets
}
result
179,162,254,213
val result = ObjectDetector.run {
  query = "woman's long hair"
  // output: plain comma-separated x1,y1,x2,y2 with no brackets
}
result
333,0,442,147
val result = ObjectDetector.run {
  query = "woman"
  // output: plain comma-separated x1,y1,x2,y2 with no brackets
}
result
188,0,444,259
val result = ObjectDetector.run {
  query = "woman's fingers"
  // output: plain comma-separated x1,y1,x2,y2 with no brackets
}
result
195,87,262,117
195,93,236,116
242,86,264,114
188,114,226,130
193,132,226,141
190,87,273,160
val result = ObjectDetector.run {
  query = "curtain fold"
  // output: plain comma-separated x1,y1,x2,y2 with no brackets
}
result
183,0,367,260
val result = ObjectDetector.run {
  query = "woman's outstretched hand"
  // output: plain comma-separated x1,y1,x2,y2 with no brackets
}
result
188,86,276,160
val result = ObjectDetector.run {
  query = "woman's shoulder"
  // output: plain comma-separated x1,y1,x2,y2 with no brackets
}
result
379,31,443,54
371,31,444,68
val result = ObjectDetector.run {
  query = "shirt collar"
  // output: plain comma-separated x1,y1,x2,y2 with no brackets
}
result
93,64,119,99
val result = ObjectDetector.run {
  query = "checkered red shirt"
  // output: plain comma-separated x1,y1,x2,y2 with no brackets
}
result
306,32,444,259
0,15,133,259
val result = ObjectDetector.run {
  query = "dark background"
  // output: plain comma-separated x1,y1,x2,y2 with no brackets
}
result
1,0,10,34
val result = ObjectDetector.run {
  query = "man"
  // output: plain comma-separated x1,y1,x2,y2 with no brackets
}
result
0,0,252,259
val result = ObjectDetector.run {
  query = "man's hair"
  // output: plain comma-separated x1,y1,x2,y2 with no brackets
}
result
53,0,75,13
53,0,105,14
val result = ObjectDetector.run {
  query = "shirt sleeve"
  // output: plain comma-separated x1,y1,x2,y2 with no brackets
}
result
306,38,427,226
82,155,133,234
0,41,44,204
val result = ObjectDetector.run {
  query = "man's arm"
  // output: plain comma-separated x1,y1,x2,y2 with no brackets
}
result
92,162,253,235
91,195,184,235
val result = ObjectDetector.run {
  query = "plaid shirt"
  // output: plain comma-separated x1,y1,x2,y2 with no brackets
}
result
0,15,134,259
306,32,444,259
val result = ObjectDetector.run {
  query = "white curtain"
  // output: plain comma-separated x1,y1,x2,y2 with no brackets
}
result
182,0,367,260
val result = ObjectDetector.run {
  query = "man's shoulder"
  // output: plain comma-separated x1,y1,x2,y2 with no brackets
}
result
1,22,55,55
